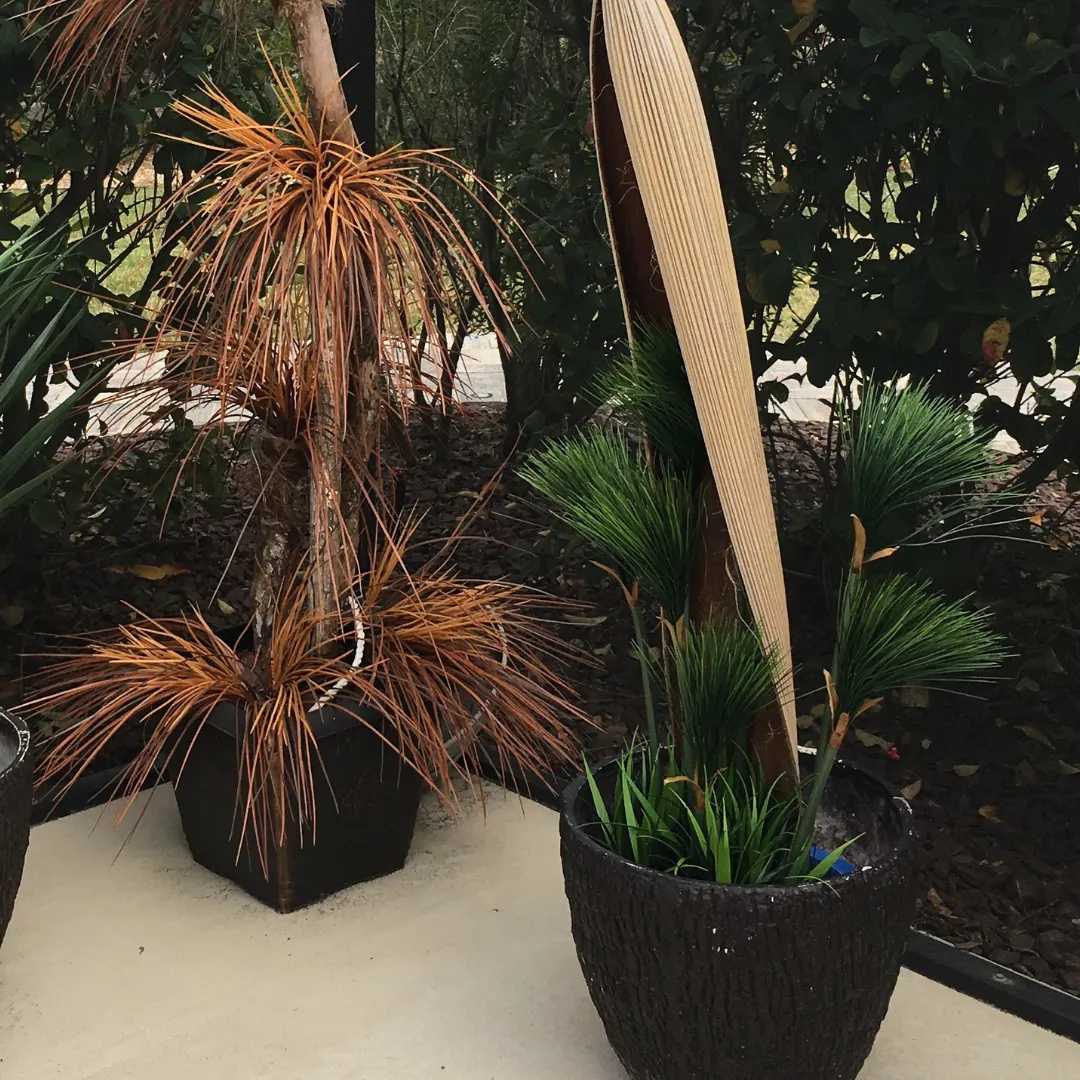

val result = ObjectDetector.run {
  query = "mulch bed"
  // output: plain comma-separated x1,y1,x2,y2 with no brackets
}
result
2,404,1078,995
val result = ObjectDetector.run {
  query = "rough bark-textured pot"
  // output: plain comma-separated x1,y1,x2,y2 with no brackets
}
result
0,708,32,951
170,701,425,913
561,753,917,1080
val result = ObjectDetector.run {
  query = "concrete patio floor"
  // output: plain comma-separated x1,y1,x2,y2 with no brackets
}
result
2,787,1077,1079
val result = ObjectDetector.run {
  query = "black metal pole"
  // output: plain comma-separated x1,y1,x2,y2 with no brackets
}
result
329,0,377,151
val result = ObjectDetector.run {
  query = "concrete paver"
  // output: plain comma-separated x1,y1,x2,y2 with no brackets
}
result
1,786,1076,1079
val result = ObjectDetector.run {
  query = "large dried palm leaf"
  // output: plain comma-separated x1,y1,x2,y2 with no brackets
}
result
591,0,796,761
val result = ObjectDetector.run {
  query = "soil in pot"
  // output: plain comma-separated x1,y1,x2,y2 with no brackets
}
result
560,753,918,1080
170,700,425,913
0,708,33,951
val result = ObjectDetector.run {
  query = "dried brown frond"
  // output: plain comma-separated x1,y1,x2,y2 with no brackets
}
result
26,0,200,95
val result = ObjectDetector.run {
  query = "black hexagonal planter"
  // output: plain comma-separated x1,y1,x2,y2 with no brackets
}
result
170,700,425,913
560,752,918,1080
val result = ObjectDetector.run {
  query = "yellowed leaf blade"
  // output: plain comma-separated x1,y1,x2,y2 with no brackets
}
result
1016,723,1055,750
595,0,795,757
130,564,187,581
953,764,980,777
978,804,1003,823
851,514,867,573
982,318,1011,364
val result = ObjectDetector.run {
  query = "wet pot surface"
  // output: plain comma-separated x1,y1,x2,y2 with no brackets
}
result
0,708,32,952
560,753,918,1080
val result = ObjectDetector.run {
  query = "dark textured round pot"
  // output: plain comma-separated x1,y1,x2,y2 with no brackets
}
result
0,707,32,952
560,752,917,1080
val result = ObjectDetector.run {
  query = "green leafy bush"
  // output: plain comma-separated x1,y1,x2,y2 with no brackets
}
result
0,225,100,523
679,0,1080,483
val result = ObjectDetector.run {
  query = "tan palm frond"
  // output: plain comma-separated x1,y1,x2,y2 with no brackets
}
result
591,0,797,767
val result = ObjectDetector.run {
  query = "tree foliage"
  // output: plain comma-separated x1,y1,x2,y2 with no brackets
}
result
378,0,623,447
675,0,1080,483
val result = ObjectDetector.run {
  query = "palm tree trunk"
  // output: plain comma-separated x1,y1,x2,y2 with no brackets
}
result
282,0,357,143
281,0,379,650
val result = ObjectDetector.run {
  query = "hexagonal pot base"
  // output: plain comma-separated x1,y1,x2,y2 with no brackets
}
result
171,701,425,913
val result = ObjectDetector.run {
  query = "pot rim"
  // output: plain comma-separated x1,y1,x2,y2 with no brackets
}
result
0,706,32,783
561,749,915,898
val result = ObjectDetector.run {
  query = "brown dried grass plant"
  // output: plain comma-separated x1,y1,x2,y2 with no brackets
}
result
25,20,570,873
30,512,584,871
113,60,522,645
26,0,202,98
152,66,513,435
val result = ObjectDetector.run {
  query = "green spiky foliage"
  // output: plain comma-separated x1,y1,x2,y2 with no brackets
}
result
672,615,779,783
518,428,696,616
0,225,104,518
585,742,830,885
599,325,702,471
831,572,1006,718
841,379,1022,550
525,351,1009,887
790,565,1007,865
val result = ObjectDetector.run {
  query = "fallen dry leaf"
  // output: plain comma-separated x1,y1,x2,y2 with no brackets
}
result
853,728,889,750
901,779,922,801
978,804,1003,823
1015,675,1041,694
0,605,24,628
810,702,829,721
954,941,981,951
104,565,126,575
592,643,613,657
793,0,817,13
927,887,952,917
898,684,930,709
130,564,187,582
796,714,816,731
1016,723,1055,750
953,764,980,778
216,598,236,616
921,738,932,750
1015,760,1037,786
994,717,1008,729
759,238,781,254
981,317,1011,364
562,614,608,627
1028,509,1045,527
1057,761,1080,777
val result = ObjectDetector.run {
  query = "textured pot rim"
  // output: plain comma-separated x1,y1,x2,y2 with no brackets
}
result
0,706,31,784
561,751,916,898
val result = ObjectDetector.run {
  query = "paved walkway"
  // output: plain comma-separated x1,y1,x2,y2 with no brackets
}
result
52,332,1074,455
2,787,1077,1078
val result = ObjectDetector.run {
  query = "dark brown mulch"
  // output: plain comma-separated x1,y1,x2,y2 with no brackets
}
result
1,404,1078,995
